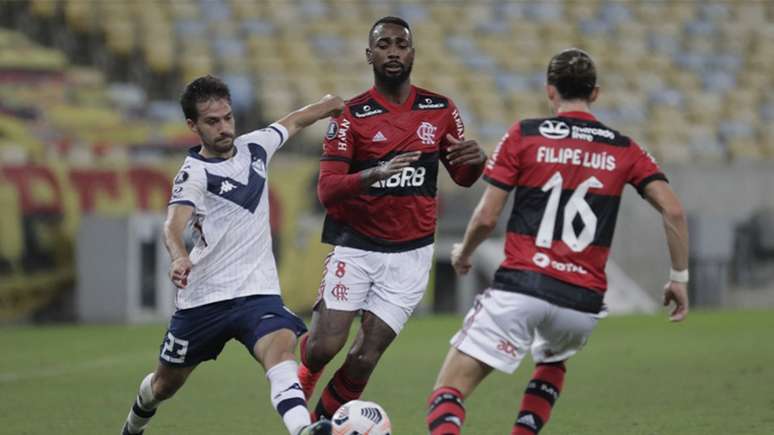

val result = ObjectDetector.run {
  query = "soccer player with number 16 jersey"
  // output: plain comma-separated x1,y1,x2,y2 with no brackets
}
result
426,49,690,435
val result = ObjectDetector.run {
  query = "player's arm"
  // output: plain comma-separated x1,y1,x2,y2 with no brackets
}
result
318,151,422,207
643,180,690,322
451,184,510,275
440,103,486,186
164,204,193,289
276,94,345,139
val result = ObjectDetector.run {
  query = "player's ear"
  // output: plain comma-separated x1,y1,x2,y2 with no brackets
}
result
366,47,373,64
589,86,600,103
186,118,199,134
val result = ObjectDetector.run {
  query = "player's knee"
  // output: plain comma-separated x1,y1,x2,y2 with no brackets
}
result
346,346,382,373
306,333,344,363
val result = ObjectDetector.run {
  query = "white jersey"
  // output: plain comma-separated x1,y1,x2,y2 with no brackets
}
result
168,123,288,309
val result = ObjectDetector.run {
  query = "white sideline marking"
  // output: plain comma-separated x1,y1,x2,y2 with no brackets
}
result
0,353,147,383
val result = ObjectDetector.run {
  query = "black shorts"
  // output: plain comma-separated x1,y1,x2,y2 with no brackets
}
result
158,295,307,367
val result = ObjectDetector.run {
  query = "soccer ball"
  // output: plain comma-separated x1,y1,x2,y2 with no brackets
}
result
331,400,392,435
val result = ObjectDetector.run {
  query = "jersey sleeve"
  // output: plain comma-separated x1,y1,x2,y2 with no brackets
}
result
239,122,289,161
482,122,522,191
627,140,668,196
439,100,483,187
169,162,206,209
321,108,355,164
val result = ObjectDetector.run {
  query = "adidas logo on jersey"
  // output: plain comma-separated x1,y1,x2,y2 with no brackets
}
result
219,180,236,194
372,131,387,142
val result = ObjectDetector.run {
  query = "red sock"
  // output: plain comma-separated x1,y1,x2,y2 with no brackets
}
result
426,387,465,435
314,368,368,420
513,362,566,434
298,334,324,401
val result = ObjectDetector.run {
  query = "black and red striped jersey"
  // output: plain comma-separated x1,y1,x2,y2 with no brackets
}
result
484,111,666,303
318,85,482,252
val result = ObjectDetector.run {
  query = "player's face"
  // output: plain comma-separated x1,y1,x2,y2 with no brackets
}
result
367,24,414,86
188,98,235,155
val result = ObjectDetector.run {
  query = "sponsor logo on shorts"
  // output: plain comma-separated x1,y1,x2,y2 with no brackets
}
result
496,339,518,358
331,283,348,301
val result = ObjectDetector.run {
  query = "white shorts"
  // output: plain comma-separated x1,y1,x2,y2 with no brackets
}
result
451,289,600,374
315,245,434,334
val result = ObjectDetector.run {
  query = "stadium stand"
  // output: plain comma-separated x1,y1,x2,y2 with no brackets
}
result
4,0,772,161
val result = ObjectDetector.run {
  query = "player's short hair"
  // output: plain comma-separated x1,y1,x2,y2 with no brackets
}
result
180,75,232,121
547,48,597,101
369,16,411,43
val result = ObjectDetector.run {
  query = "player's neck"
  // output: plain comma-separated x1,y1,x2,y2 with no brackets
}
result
555,101,592,115
373,80,412,105
199,144,235,160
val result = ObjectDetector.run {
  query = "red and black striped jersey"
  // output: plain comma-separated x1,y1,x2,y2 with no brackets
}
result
318,85,482,252
484,111,666,303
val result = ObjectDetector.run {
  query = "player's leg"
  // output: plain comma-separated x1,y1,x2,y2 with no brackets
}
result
512,304,598,435
426,347,493,435
299,301,358,398
252,328,330,435
235,295,331,435
122,363,196,435
427,290,544,435
122,301,232,434
299,248,371,400
312,310,396,420
313,245,432,420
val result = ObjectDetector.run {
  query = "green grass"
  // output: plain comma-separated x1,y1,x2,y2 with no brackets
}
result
1,310,773,434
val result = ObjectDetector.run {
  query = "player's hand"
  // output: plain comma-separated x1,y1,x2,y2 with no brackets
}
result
451,243,472,275
320,94,345,118
663,281,688,322
373,151,422,180
445,134,486,166
170,257,192,289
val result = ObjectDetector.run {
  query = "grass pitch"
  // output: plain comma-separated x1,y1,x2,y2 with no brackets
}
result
1,310,772,434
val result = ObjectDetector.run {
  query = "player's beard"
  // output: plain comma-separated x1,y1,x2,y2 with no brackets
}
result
374,62,412,88
204,135,235,156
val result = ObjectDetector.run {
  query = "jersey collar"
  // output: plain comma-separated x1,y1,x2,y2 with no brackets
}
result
557,111,597,121
187,144,237,162
369,85,417,112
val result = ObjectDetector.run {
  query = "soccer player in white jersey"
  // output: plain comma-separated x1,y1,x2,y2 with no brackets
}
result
120,75,343,435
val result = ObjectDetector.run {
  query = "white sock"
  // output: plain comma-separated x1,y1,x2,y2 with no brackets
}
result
125,373,161,433
266,360,311,435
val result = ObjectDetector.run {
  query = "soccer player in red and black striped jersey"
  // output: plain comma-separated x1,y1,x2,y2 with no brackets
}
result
297,17,486,421
426,49,690,435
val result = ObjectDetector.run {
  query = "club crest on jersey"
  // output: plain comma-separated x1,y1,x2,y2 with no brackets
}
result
539,120,570,139
174,171,189,184
417,122,437,145
325,120,338,140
